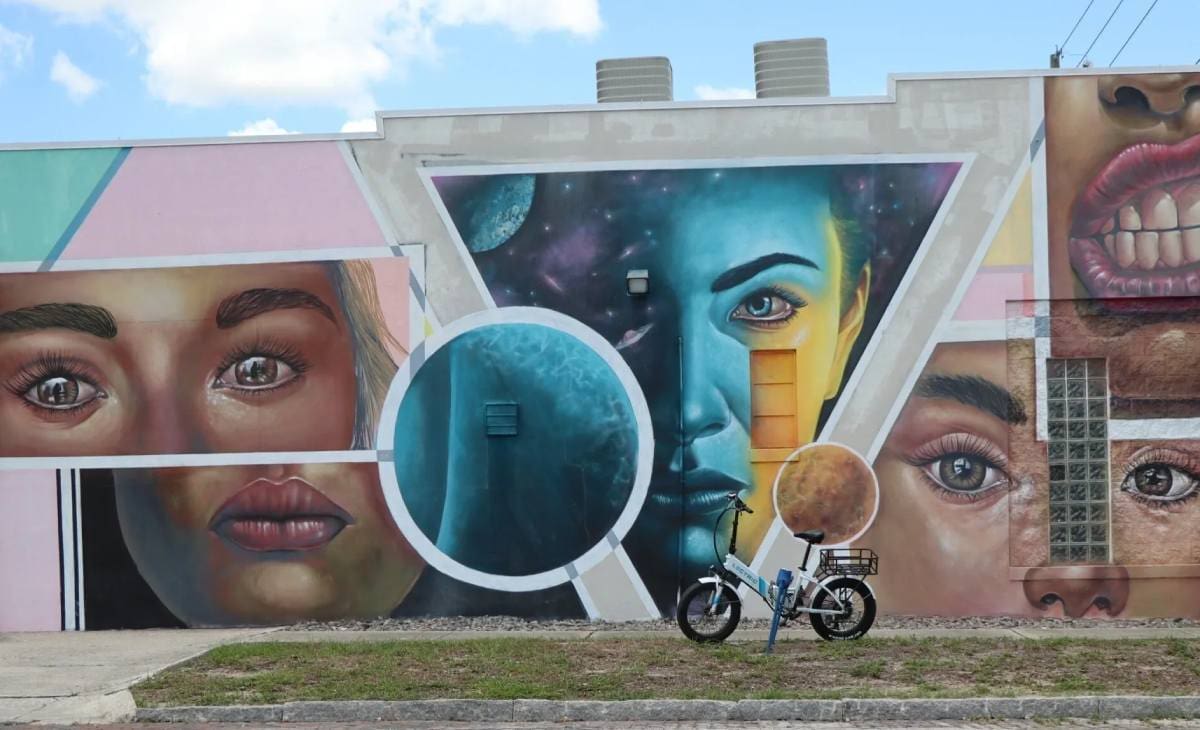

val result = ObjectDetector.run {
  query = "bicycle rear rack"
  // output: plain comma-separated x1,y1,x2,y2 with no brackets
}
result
816,548,878,578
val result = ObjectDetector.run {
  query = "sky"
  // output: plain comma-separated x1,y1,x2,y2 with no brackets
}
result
0,0,1195,144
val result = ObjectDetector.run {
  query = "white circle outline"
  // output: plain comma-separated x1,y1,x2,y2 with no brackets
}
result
770,441,881,548
375,306,654,592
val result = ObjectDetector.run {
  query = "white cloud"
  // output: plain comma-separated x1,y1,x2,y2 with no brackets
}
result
694,84,755,101
340,116,377,133
228,118,299,136
50,50,100,101
0,23,34,80
16,0,601,114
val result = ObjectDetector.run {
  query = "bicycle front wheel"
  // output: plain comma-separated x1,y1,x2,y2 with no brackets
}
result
676,580,741,643
809,576,876,640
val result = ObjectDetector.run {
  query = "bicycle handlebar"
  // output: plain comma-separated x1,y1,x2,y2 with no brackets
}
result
725,491,753,514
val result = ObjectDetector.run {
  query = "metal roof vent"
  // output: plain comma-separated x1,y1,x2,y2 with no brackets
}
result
596,56,673,103
754,38,829,98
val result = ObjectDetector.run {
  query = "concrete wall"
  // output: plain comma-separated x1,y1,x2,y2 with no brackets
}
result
2,69,1199,629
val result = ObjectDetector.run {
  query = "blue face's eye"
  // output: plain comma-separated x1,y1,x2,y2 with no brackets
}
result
729,287,806,328
745,295,773,318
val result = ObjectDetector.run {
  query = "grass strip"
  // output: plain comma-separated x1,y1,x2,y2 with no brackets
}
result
133,636,1200,707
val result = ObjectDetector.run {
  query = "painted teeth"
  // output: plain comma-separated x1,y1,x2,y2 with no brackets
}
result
1142,189,1179,230
1097,184,1200,270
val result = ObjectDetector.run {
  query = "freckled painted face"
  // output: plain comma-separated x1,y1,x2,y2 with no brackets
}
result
861,342,1037,616
626,169,868,585
113,462,424,625
0,262,358,456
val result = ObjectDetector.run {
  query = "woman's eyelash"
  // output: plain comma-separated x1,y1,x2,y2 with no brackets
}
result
760,285,806,309
1121,448,1200,480
4,353,100,397
213,339,311,378
905,432,1008,469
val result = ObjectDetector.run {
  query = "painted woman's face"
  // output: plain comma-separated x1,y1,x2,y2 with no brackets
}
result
113,462,423,625
635,172,867,583
0,262,357,455
862,342,1036,616
1047,73,1200,298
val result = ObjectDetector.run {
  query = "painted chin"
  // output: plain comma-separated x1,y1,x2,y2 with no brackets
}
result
1069,135,1200,297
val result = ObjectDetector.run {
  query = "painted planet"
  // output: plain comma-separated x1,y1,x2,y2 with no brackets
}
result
389,320,640,576
773,443,878,545
461,175,535,253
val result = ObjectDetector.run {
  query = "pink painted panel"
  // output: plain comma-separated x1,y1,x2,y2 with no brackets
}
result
0,470,60,631
953,270,1031,321
63,142,386,259
373,257,411,359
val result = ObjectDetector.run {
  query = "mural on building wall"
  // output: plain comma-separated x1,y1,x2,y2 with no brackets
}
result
432,163,960,610
10,71,1200,632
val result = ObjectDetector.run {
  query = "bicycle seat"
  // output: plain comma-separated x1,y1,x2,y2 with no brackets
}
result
793,529,825,544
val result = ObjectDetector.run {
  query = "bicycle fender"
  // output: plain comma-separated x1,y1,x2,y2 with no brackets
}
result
698,575,742,594
814,575,875,608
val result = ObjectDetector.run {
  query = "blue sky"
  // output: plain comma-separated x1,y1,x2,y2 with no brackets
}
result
0,0,1195,144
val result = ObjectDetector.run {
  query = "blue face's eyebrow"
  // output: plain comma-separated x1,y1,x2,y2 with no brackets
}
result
710,253,820,293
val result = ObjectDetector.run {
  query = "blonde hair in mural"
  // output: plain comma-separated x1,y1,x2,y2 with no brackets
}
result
327,259,405,448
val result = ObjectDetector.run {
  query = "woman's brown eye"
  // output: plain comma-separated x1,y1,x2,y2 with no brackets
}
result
214,357,300,392
236,357,278,386
1122,461,1200,503
23,376,101,410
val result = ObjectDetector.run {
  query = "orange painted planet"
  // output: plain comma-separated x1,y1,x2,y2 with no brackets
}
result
774,443,877,544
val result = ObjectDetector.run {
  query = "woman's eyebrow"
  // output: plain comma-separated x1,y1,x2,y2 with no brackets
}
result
216,288,337,329
710,253,820,293
0,303,118,338
913,374,1028,425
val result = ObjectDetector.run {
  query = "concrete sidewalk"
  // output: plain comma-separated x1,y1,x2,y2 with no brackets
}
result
0,628,272,725
4,624,1199,725
264,625,1200,643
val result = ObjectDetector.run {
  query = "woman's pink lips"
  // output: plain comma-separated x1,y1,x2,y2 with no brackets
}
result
209,477,354,552
1068,134,1200,297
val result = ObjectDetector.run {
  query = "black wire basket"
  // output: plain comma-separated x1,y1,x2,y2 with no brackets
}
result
817,548,879,578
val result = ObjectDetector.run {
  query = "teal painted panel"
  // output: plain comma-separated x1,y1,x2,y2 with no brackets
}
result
0,148,126,262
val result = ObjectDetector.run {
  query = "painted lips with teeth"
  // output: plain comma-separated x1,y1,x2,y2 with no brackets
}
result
1069,134,1200,297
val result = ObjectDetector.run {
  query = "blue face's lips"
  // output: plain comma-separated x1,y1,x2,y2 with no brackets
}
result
648,468,751,519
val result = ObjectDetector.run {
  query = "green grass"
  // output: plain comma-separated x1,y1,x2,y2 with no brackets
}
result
132,636,1200,707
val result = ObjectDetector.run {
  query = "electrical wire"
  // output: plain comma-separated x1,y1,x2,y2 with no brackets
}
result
1109,0,1160,66
1077,0,1127,67
1060,0,1097,52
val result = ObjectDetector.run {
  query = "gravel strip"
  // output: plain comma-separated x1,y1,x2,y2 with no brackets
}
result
283,614,1200,632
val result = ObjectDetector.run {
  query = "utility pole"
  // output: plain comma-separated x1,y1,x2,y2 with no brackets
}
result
1050,46,1062,68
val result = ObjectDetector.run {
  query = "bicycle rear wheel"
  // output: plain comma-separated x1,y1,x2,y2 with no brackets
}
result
676,580,741,643
809,576,875,640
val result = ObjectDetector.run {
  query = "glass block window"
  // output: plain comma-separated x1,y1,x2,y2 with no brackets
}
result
1046,358,1110,564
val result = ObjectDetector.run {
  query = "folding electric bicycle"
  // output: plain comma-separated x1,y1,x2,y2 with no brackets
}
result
676,492,879,642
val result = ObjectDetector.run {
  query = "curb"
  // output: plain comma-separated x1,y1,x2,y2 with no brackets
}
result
135,695,1200,723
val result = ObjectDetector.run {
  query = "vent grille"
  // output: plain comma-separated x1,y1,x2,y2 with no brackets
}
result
753,38,829,98
596,56,673,103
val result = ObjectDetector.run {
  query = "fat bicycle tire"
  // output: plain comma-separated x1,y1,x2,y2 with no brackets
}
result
676,580,742,643
809,576,876,641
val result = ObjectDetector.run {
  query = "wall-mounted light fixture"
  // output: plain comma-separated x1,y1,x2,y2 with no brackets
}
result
626,269,649,296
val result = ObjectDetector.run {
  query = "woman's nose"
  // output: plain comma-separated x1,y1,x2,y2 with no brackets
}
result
1022,565,1130,618
1099,73,1200,127
678,343,733,444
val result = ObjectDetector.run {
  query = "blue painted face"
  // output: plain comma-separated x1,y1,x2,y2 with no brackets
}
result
621,167,858,589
